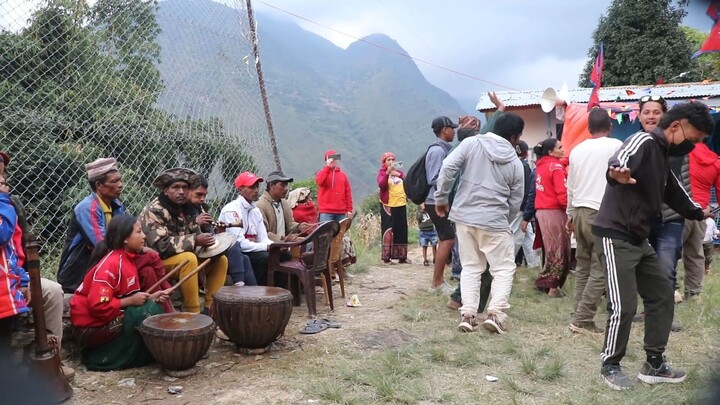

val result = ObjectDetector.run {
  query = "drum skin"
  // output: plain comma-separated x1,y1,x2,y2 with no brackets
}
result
213,286,292,350
139,313,215,371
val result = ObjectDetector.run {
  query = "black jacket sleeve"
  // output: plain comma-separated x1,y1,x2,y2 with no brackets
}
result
523,169,536,221
663,169,704,221
606,133,651,186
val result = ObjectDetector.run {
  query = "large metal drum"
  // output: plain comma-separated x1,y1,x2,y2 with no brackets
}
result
138,313,215,376
213,286,292,353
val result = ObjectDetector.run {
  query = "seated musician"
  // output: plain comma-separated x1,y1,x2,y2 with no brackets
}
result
70,215,170,371
0,187,30,329
257,171,309,242
140,168,227,314
57,158,172,303
189,177,257,286
0,169,74,378
219,172,289,285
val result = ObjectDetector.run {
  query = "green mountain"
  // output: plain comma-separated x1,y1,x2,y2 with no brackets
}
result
155,0,465,198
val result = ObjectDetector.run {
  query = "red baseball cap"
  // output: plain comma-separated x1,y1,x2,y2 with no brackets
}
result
234,171,263,189
0,152,10,165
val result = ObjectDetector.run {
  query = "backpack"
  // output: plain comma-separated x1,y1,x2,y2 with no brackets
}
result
404,143,441,205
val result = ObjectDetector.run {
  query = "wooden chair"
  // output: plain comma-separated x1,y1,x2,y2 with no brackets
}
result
323,217,353,304
267,221,339,318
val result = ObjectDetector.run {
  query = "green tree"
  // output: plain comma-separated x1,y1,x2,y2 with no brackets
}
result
682,26,720,81
579,0,698,87
0,0,256,253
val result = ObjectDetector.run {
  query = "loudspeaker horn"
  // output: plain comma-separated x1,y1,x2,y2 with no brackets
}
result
540,87,558,113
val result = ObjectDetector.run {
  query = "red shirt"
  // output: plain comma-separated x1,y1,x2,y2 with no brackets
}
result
534,156,568,210
70,249,141,328
689,143,720,209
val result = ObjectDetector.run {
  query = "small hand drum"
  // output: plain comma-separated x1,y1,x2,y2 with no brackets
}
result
213,286,292,354
139,313,215,376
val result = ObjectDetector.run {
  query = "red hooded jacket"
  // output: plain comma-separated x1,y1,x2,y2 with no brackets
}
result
316,150,353,214
534,155,568,210
689,143,720,209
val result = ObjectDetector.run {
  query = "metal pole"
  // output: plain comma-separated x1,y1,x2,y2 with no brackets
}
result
245,0,282,171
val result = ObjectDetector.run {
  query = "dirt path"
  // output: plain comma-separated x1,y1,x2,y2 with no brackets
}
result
71,247,435,404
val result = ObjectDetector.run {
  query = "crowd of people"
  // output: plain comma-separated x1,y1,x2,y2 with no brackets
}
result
2,94,719,393
418,95,719,391
0,148,354,375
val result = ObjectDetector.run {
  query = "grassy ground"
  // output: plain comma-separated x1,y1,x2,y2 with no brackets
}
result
271,260,720,404
67,215,720,404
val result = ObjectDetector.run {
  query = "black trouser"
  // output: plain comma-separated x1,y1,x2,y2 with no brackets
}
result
594,236,674,366
245,250,291,286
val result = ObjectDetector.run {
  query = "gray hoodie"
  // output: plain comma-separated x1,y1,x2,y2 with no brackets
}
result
434,132,524,232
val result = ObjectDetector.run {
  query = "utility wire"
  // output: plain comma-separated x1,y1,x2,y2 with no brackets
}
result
255,0,518,91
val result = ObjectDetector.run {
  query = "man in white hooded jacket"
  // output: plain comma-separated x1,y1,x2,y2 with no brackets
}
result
434,113,525,335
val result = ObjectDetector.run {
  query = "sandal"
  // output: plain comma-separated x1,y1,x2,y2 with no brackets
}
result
423,260,429,267
309,318,341,328
299,322,328,334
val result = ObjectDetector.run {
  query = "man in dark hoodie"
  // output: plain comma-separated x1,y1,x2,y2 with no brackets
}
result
316,150,353,222
592,102,713,391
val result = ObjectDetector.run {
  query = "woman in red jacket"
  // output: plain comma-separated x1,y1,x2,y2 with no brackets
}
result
70,214,171,371
377,152,409,263
533,138,571,297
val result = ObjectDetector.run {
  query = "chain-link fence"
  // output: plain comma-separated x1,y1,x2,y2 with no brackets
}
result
0,0,279,262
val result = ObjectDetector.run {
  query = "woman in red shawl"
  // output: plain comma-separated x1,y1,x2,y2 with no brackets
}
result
377,152,409,263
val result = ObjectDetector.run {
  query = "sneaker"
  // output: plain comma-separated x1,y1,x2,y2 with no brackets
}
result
670,321,683,332
601,364,634,390
632,312,645,322
674,290,683,304
423,260,430,267
638,360,686,385
458,315,478,332
62,364,75,380
428,282,454,294
446,299,461,310
568,321,604,335
482,313,507,334
450,274,461,281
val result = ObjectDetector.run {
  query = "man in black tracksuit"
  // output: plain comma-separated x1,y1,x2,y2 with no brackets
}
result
592,102,714,390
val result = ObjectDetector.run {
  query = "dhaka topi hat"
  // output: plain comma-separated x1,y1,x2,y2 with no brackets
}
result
85,157,118,180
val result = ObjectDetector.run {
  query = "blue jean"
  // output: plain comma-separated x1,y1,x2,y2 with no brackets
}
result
648,219,684,290
226,243,258,286
319,213,346,222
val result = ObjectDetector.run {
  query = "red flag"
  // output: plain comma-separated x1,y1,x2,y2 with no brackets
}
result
693,20,720,58
588,43,603,110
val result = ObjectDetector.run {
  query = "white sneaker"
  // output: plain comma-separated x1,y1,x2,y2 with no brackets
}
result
674,290,683,304
428,282,454,294
234,281,245,287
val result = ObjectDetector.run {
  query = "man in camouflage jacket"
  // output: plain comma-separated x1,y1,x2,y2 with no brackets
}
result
140,168,228,314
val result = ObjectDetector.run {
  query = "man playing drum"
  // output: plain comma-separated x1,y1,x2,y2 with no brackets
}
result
140,168,228,314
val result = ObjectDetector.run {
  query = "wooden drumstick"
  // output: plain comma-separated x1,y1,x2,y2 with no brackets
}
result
168,259,213,293
146,259,190,294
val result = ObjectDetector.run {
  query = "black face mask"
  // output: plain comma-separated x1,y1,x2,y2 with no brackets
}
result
667,126,695,156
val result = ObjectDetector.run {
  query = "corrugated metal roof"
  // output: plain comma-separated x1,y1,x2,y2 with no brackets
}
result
475,82,720,111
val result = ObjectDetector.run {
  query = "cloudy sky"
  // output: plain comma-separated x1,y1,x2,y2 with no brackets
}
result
1,0,712,111
251,0,712,111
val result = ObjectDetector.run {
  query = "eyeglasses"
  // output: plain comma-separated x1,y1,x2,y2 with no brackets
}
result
639,95,665,103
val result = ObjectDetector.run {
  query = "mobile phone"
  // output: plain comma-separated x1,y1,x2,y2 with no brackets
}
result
329,154,341,161
394,161,403,168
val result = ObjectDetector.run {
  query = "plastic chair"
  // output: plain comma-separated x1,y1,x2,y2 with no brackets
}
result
267,221,339,317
